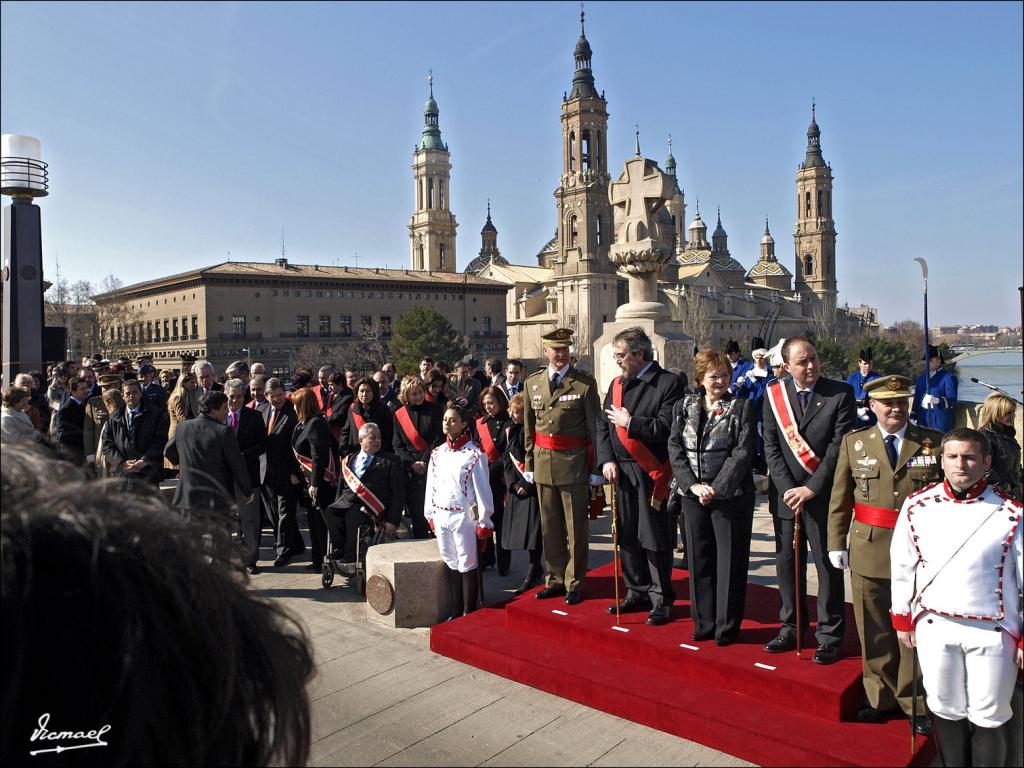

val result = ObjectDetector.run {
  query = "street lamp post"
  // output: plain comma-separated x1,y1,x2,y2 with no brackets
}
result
1,134,49,385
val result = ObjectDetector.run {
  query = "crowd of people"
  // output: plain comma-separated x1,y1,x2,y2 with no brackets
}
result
1,331,1021,767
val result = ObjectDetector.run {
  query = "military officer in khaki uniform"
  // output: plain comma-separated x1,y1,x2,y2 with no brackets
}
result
827,375,943,735
524,328,602,605
83,372,124,468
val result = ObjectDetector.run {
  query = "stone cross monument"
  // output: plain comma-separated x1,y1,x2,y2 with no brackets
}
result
593,150,692,392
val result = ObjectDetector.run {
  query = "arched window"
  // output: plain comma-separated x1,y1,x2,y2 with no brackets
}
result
417,178,423,210
636,222,648,240
596,131,602,170
816,191,823,217
439,243,446,270
568,131,576,172
569,215,578,247
803,254,813,277
805,191,812,218
416,240,424,270
428,178,435,209
581,130,591,171
439,178,445,209
596,215,603,245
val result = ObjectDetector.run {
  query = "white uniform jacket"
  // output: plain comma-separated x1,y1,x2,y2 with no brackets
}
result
890,480,1023,647
425,434,495,529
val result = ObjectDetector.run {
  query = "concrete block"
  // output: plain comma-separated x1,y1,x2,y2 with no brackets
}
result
365,538,449,629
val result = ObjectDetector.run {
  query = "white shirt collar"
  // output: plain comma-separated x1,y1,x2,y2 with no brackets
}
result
876,422,908,442
547,363,570,379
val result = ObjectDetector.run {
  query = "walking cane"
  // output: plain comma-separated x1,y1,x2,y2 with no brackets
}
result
910,647,919,756
478,536,486,608
611,482,621,625
794,507,802,657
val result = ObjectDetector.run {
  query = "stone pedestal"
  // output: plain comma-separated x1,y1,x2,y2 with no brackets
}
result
593,318,692,394
364,538,450,628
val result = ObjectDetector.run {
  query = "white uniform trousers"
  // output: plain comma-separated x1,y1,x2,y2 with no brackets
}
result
435,512,479,573
915,612,1018,727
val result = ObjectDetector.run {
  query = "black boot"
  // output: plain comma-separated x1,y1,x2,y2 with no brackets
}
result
462,568,480,614
515,562,541,595
971,722,1008,768
496,544,512,577
931,715,971,768
446,566,463,621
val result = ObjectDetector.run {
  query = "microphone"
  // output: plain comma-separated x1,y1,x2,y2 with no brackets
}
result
970,378,1024,406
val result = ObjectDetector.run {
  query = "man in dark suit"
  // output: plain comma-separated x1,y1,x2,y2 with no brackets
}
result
102,379,170,490
503,360,524,399
449,359,482,412
325,371,354,443
227,378,268,574
164,390,251,515
763,336,856,664
55,376,90,465
596,328,684,626
315,366,335,412
328,422,405,567
260,378,306,567
194,360,223,398
138,364,169,413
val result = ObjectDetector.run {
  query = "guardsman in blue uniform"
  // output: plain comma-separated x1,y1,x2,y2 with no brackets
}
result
726,339,753,395
847,347,881,427
734,340,775,474
911,346,958,432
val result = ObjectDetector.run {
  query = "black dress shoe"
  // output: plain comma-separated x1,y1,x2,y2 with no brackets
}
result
564,590,582,606
304,562,321,571
812,644,840,665
911,716,932,736
273,554,291,568
535,585,567,600
855,704,898,723
691,630,714,642
714,636,735,647
646,607,671,626
606,595,652,615
764,634,797,653
246,565,260,575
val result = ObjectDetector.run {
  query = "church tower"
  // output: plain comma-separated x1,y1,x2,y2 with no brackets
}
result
747,218,793,291
409,73,457,272
664,135,687,254
549,8,619,355
793,102,836,300
465,200,508,274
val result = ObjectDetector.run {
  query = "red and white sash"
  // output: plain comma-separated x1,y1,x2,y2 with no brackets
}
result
293,447,339,486
766,381,821,474
349,403,367,432
476,417,500,464
395,406,429,453
340,454,385,516
611,377,671,508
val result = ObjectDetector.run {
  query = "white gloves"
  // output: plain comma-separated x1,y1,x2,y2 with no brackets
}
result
750,367,768,379
522,471,535,484
828,550,849,570
589,474,605,487
920,394,940,410
856,407,869,421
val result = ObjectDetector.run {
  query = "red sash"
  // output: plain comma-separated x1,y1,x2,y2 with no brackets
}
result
534,433,589,450
340,454,385,517
611,377,671,508
766,381,821,474
293,447,338,486
476,417,500,463
395,406,428,453
853,503,899,529
349,403,366,432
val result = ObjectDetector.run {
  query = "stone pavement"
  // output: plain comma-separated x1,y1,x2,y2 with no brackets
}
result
250,495,827,767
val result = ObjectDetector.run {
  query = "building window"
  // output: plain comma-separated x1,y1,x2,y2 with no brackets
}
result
596,215,603,245
146,321,153,343
272,289,278,296
360,315,372,332
172,319,179,341
232,314,246,338
805,191,812,218
481,316,491,335
319,314,331,336
181,316,187,338
163,319,170,340
381,316,392,337
283,289,289,297
191,316,198,338
581,129,591,171
439,243,446,270
439,178,445,209
297,315,309,337
339,315,352,336
569,215,578,248
803,254,813,277
427,177,434,209
568,130,576,172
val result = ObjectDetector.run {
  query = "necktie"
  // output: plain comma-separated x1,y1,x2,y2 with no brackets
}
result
229,411,238,433
549,373,559,395
128,409,138,428
884,434,898,470
798,390,811,413
267,409,277,435
358,454,371,477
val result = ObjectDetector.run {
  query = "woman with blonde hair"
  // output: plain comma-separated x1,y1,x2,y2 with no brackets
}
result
1,386,38,444
393,375,445,538
978,392,1022,501
164,372,200,472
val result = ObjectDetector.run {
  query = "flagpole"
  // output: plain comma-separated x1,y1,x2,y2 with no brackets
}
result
913,258,930,424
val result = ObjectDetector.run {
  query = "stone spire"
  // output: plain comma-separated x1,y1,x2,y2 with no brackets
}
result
569,4,599,100
665,134,676,175
802,98,825,169
420,70,445,150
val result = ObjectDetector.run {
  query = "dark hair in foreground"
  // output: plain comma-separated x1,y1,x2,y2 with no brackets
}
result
0,446,314,766
940,426,992,459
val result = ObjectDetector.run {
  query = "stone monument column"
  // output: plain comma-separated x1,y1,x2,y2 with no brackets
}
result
593,153,692,392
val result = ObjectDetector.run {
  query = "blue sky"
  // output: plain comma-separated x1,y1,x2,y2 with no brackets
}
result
2,1,1022,326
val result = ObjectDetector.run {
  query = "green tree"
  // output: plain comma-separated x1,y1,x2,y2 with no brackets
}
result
845,336,915,378
808,334,848,378
391,306,467,376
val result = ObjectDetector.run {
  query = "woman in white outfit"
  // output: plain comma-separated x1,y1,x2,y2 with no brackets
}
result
426,404,494,619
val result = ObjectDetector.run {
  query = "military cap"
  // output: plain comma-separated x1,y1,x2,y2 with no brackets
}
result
541,328,574,349
138,363,156,376
924,345,943,363
92,362,110,374
864,374,913,400
725,339,741,355
98,373,123,388
858,347,874,363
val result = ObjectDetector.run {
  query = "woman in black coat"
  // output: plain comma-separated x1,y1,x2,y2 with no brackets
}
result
291,387,335,571
340,377,394,457
668,349,755,646
473,386,511,574
392,374,446,538
501,392,543,594
979,393,1023,501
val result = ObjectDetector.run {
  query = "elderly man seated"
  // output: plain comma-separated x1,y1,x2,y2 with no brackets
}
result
327,422,405,575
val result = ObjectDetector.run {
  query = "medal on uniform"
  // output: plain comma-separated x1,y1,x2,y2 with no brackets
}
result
921,438,933,457
854,439,863,452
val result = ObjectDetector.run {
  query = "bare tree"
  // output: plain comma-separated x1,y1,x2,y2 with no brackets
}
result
675,285,712,348
808,293,840,343
95,275,143,361
359,322,391,371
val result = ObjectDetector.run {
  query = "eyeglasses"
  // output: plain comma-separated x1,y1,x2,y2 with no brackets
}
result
612,351,633,361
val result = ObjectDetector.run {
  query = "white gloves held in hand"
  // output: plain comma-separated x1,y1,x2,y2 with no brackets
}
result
828,550,849,570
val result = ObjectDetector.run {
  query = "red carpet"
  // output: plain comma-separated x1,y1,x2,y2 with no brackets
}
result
430,563,935,767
